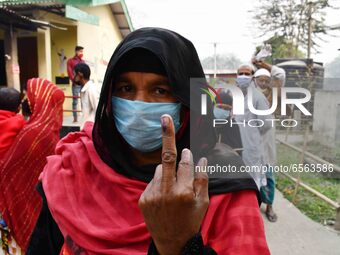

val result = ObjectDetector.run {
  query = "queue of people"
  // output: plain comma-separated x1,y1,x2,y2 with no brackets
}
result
236,60,285,222
0,27,286,255
213,59,285,222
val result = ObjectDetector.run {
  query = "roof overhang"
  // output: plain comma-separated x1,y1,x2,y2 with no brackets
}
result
0,6,65,31
0,0,133,37
109,0,133,38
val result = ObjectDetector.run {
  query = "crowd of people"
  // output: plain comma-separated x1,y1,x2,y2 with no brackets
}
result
213,60,286,222
0,27,286,255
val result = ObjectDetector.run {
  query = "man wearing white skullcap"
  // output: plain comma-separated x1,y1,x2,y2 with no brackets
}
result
252,61,286,223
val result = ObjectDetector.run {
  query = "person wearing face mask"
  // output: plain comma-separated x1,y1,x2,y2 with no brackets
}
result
234,64,273,190
27,28,270,255
213,90,243,155
67,46,85,123
253,66,285,223
73,63,100,129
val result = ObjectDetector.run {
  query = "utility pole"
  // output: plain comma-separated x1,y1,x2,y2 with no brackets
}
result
293,1,314,203
213,42,217,78
307,1,313,59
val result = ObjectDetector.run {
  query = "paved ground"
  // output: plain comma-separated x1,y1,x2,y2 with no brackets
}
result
261,190,340,255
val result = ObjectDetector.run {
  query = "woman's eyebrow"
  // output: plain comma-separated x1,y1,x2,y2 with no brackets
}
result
115,76,132,83
149,77,170,86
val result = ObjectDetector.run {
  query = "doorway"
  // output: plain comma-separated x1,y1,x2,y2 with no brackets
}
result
17,36,38,90
0,40,7,86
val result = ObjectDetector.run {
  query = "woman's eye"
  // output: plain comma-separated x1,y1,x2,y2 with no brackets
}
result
155,87,169,95
118,85,133,93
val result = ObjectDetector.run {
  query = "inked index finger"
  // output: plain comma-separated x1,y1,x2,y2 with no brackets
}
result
160,114,177,187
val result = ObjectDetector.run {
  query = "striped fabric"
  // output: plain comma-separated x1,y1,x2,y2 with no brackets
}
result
0,78,64,251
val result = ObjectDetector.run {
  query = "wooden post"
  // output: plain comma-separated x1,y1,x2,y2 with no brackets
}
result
335,208,340,230
335,191,340,231
4,25,20,90
307,2,313,60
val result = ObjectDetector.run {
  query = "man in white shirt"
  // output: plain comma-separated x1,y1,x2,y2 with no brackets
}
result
234,64,272,191
73,63,100,128
252,60,286,223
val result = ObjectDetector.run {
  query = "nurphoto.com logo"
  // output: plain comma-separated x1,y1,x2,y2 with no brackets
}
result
200,84,312,128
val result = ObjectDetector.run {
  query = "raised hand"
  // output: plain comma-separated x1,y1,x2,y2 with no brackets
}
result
139,114,209,255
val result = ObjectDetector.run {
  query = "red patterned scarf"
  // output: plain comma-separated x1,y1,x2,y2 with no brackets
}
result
0,78,64,250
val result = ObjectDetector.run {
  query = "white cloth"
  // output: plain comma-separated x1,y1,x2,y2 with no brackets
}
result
80,80,100,129
259,65,286,166
235,84,272,189
0,236,22,255
271,65,286,83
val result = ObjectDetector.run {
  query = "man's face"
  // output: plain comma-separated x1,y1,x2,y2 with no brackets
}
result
73,71,83,86
237,67,253,77
76,49,84,58
255,76,271,89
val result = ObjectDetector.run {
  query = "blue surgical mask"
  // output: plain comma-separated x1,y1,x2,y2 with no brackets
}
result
236,75,252,89
111,96,181,152
213,107,230,119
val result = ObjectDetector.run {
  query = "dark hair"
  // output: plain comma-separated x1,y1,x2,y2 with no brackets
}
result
0,86,21,112
75,46,84,52
74,63,91,80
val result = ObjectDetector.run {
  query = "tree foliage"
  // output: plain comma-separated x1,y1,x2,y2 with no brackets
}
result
255,34,305,62
252,0,336,55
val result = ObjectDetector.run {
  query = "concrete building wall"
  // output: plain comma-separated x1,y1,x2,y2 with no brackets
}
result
313,90,340,146
5,6,125,118
36,11,78,115
78,5,122,85
36,6,123,116
50,25,77,80
50,25,77,115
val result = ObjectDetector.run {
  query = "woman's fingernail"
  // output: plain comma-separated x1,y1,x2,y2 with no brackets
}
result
201,157,208,166
161,115,169,132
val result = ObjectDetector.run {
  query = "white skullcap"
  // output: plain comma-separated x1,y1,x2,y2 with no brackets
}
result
254,68,271,78
238,63,255,72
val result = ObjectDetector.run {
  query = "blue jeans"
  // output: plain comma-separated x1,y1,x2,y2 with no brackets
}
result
72,85,82,120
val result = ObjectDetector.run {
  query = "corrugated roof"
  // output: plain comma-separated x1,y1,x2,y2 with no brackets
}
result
0,6,45,30
0,6,66,30
0,0,63,6
0,0,133,37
